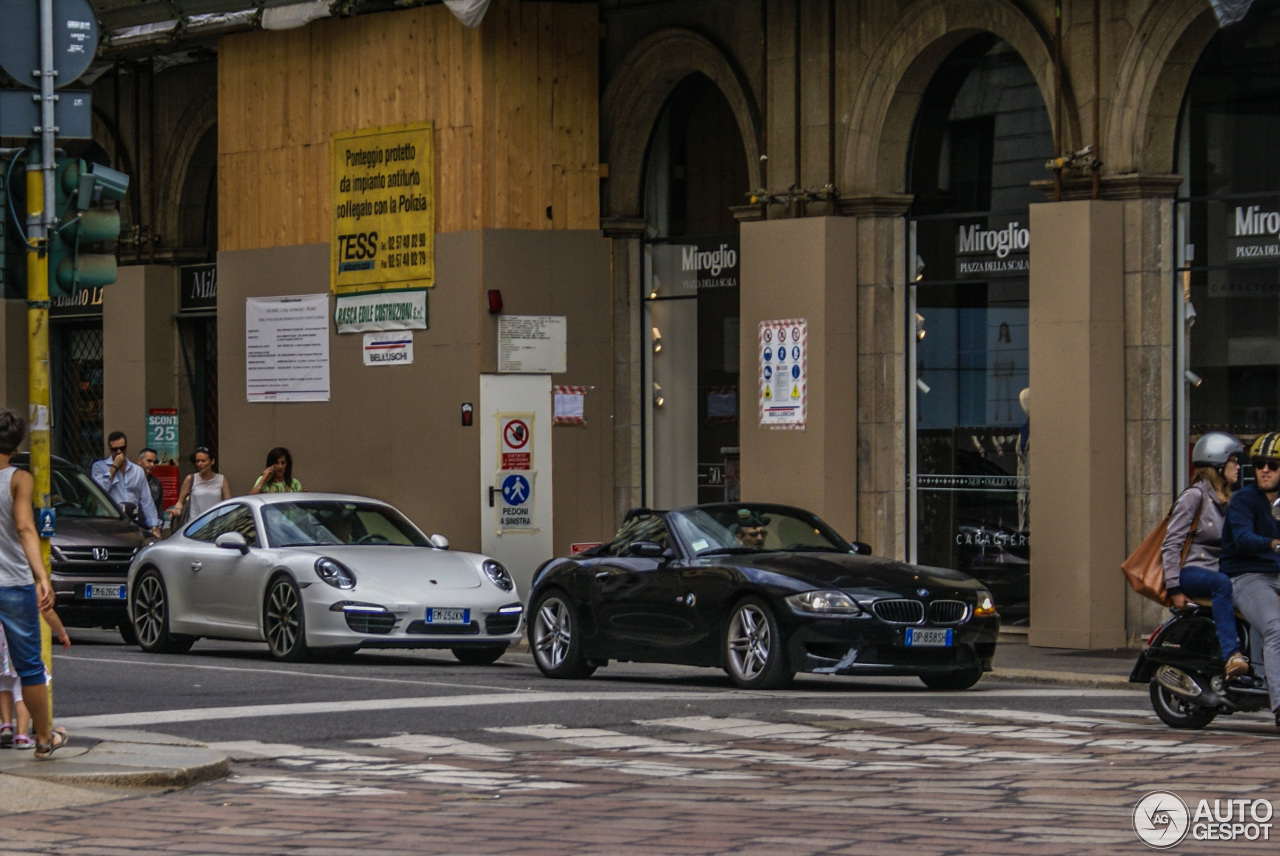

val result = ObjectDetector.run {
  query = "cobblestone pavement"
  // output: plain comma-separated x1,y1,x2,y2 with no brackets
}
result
4,701,1279,855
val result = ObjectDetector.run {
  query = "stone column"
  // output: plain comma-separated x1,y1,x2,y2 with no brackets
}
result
842,195,911,559
1027,200,1126,648
603,217,646,524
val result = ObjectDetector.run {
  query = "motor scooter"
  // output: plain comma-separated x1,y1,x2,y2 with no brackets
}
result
1131,603,1270,729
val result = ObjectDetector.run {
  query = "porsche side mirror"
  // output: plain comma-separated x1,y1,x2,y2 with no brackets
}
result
430,533,450,550
628,540,670,559
851,540,873,555
215,531,250,554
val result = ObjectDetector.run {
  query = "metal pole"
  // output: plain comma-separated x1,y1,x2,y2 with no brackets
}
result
29,0,58,711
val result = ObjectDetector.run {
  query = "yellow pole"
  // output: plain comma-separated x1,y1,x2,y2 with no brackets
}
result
26,149,54,708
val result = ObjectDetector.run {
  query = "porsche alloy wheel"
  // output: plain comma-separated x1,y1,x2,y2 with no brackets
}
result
265,575,309,662
530,590,596,679
724,596,793,690
131,569,194,654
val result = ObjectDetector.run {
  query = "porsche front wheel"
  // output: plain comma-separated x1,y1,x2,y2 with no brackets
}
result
264,575,309,662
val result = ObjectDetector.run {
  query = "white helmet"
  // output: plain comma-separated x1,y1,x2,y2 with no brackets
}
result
1192,431,1245,469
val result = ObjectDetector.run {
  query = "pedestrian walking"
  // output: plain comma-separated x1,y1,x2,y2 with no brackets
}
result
0,407,65,758
250,446,303,494
91,432,162,538
169,446,231,523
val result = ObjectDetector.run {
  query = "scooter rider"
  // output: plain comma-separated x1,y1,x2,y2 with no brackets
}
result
1220,431,1280,729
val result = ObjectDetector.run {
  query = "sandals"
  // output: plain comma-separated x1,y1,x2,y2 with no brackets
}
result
12,734,33,750
33,727,68,761
0,723,12,748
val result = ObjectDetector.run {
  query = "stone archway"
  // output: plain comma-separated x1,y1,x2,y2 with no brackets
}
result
841,0,1068,197
1106,0,1218,176
156,90,217,258
601,28,762,220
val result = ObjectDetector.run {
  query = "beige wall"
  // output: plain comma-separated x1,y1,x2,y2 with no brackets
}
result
1028,200,1127,648
740,217,860,539
217,229,611,555
103,266,179,457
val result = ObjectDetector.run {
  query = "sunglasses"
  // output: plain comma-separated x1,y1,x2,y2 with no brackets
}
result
1255,458,1280,472
109,445,127,454
194,446,211,454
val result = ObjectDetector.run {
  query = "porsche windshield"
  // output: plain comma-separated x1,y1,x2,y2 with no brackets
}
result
261,501,430,548
671,506,853,556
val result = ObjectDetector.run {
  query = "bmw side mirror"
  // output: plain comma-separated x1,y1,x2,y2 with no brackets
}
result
851,540,873,555
628,540,670,560
215,531,250,554
430,533,450,550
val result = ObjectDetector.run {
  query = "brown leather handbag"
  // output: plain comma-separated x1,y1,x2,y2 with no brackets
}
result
1121,492,1204,607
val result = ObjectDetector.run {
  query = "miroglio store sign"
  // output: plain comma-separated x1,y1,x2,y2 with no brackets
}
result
955,221,1030,277
1229,205,1280,260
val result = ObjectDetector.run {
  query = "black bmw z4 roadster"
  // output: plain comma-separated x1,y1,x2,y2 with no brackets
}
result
527,503,1000,690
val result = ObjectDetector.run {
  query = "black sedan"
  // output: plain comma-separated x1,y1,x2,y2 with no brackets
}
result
527,503,1000,690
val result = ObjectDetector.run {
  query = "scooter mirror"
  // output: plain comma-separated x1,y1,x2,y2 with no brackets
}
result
1272,496,1280,521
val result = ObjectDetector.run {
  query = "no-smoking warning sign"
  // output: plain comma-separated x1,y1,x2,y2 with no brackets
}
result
500,415,533,470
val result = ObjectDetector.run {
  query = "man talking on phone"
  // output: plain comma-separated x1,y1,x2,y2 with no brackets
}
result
90,431,161,538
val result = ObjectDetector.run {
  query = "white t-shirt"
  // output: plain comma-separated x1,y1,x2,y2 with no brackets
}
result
188,473,226,520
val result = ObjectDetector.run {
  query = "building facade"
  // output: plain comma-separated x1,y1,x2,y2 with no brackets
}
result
1,0,1271,645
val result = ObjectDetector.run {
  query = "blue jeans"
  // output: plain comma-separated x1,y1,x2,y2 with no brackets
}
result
0,584,46,686
1179,566,1241,660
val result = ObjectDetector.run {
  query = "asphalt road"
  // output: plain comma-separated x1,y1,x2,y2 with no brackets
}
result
52,630,1145,746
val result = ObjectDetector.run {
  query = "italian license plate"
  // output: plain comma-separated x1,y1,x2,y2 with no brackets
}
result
905,627,953,647
86,584,126,600
426,607,470,625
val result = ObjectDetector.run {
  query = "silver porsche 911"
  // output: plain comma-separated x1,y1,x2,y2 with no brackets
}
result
126,493,524,663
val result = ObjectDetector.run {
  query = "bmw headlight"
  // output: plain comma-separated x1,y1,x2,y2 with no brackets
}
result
483,559,514,591
314,557,356,590
786,590,863,616
974,588,997,617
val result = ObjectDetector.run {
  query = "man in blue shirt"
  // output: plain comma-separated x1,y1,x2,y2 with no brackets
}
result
90,432,161,538
1220,431,1280,729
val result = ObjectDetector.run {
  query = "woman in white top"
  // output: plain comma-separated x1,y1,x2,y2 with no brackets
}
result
169,446,231,523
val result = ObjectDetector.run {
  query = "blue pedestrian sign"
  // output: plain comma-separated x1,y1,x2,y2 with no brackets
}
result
37,507,55,537
501,474,530,505
496,470,536,532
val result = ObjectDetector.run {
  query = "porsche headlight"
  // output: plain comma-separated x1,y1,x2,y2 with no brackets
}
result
314,557,356,590
786,590,863,616
483,559,514,591
974,589,997,617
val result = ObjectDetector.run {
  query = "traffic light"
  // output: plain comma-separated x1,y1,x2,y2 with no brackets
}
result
48,157,129,297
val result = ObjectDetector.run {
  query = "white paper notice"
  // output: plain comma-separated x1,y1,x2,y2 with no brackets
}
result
498,315,567,373
246,294,332,402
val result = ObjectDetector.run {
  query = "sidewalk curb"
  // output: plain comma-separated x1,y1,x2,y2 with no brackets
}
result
986,668,1139,690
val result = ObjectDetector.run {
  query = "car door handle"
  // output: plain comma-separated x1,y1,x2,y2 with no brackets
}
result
190,561,202,572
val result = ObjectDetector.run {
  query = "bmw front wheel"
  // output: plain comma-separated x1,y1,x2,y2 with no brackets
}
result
529,590,596,679
723,596,794,690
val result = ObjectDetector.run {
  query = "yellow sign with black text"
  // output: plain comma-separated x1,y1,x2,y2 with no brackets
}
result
330,122,435,293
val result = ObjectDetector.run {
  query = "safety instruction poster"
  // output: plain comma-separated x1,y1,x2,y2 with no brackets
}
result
330,122,435,293
246,294,331,402
758,318,807,429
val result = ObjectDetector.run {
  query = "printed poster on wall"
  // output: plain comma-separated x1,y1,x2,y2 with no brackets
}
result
246,294,331,402
330,122,435,293
758,318,807,429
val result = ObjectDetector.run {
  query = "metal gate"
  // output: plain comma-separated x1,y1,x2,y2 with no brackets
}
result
51,322,105,470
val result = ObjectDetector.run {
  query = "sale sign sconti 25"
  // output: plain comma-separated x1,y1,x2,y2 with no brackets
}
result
330,122,435,293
